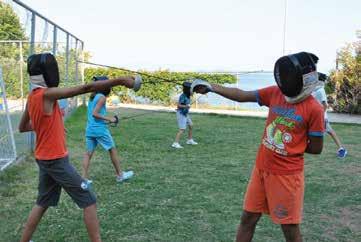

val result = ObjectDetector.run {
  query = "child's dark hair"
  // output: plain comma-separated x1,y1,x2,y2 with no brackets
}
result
182,81,191,98
89,76,111,100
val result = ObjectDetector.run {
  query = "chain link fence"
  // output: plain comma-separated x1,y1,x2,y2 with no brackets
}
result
0,0,85,170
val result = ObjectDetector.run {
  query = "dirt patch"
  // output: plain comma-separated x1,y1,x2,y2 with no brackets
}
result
339,164,361,176
339,206,361,233
320,214,339,242
321,206,361,241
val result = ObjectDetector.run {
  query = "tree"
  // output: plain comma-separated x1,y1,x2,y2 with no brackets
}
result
328,30,361,114
0,1,27,58
0,1,28,98
0,1,26,40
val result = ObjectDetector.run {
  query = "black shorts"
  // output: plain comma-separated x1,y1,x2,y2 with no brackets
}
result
36,156,96,208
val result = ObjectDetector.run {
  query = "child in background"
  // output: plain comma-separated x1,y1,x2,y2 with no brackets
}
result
18,53,141,242
312,81,347,158
82,76,134,184
172,81,198,149
58,98,68,117
0,94,3,110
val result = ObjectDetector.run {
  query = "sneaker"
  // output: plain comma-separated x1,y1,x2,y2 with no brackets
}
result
337,147,347,158
116,170,134,182
171,142,183,149
186,139,198,145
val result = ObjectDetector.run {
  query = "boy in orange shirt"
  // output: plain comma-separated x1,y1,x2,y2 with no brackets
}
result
192,52,325,242
18,53,141,242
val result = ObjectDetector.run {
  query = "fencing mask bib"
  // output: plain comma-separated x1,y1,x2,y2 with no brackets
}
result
27,53,60,89
274,52,324,104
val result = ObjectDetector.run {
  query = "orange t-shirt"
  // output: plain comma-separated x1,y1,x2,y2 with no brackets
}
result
255,86,324,175
28,88,68,160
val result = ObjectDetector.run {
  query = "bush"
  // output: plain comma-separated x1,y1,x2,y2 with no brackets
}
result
84,68,237,104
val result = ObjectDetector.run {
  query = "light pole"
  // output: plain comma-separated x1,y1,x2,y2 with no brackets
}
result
282,0,288,55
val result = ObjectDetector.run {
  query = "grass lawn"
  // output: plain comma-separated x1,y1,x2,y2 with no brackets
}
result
1,106,361,242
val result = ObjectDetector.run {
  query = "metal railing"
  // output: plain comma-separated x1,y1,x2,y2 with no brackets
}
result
0,0,86,168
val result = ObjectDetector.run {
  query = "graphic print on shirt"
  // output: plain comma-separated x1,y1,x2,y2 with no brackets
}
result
263,106,303,156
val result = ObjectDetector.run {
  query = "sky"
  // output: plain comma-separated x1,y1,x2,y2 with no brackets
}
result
19,0,361,73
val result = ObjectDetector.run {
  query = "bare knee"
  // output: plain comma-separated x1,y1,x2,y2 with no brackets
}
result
281,224,302,242
240,211,262,229
34,204,48,214
108,147,116,154
27,205,48,225
108,147,120,160
84,151,93,158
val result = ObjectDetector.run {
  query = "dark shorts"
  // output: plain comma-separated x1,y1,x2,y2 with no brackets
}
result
36,156,96,208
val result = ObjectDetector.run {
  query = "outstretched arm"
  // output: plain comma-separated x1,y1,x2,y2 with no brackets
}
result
44,76,135,101
192,80,258,103
19,103,33,132
211,84,258,103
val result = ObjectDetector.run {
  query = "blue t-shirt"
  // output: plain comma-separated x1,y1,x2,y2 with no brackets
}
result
86,93,108,136
177,93,190,116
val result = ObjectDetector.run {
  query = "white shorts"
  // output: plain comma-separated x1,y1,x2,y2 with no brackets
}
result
325,119,333,133
176,111,193,130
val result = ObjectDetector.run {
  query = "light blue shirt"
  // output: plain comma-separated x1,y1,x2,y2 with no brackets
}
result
86,93,108,136
312,87,328,119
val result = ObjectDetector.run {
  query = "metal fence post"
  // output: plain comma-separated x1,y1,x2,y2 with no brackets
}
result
30,12,35,55
29,11,36,152
75,39,79,84
19,41,24,111
80,41,86,105
52,26,57,55
236,73,240,110
65,33,70,82
74,39,79,107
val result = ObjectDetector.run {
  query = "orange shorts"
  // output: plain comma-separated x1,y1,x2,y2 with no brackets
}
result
243,167,304,224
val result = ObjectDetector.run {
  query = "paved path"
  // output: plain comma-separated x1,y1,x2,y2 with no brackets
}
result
113,103,361,125
6,100,361,124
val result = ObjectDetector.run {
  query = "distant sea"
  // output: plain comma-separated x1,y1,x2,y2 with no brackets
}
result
198,72,275,110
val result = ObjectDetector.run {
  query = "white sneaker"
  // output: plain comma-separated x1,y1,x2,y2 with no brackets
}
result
116,170,134,182
186,139,198,145
171,142,183,149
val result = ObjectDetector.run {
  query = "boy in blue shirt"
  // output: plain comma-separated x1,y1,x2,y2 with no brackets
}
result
172,81,198,149
82,76,134,183
312,84,347,158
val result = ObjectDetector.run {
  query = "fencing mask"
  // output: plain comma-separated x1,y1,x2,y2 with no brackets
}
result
274,52,324,104
27,53,60,89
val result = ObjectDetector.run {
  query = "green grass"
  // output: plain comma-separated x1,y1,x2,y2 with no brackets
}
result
1,106,361,242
